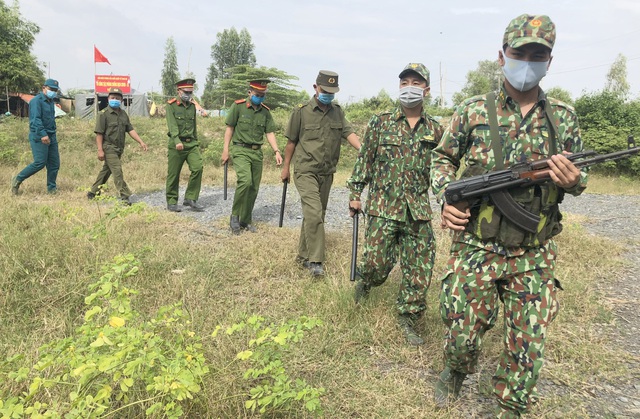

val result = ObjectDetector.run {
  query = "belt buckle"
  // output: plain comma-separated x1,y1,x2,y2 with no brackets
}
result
184,138,192,143
252,144,260,150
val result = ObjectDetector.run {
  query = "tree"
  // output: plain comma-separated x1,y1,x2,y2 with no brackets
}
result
205,65,306,111
0,0,45,92
451,60,502,106
160,37,180,97
605,53,630,100
202,27,256,108
545,86,573,105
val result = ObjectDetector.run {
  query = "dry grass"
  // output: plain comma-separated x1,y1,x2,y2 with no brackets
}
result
0,117,636,417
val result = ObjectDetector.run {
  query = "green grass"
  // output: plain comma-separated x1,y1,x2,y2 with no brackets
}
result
0,117,637,417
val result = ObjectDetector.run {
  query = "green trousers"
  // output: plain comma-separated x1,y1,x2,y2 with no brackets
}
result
166,144,203,205
90,145,131,198
294,172,333,263
230,146,263,225
358,215,435,315
440,240,560,414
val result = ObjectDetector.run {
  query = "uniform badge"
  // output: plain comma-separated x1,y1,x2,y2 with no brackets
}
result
328,78,335,84
530,19,542,27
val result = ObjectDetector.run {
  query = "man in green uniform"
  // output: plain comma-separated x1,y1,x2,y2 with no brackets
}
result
222,79,282,234
87,87,148,205
430,15,587,418
12,78,60,195
347,63,442,345
281,70,361,277
165,78,204,212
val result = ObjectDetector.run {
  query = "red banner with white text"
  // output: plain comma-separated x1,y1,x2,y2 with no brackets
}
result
95,75,131,94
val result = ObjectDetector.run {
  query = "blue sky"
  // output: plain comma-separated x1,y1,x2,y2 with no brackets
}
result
17,0,640,105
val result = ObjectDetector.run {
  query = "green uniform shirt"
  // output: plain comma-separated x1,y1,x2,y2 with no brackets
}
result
225,99,276,144
347,106,442,222
166,98,197,148
285,97,355,175
94,106,134,151
430,85,588,254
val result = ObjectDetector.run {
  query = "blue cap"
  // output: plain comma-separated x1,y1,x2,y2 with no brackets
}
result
44,79,59,90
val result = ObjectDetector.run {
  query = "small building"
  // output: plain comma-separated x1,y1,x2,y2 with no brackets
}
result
75,90,149,119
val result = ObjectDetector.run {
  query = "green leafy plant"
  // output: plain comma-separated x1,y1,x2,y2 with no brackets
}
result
217,314,325,415
0,254,208,418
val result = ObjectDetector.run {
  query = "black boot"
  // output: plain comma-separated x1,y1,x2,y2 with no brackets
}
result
230,215,241,235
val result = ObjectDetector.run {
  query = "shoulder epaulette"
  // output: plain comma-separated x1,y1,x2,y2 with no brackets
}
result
297,103,306,108
167,98,177,104
461,94,486,107
547,97,576,114
261,103,270,110
235,98,246,104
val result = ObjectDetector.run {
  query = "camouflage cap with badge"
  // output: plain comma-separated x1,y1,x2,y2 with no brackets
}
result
398,63,430,86
503,14,556,50
316,70,340,93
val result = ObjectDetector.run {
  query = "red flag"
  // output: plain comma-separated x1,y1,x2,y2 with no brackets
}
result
94,46,111,64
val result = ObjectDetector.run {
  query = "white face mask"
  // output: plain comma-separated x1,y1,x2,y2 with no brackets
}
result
502,55,549,92
398,86,424,108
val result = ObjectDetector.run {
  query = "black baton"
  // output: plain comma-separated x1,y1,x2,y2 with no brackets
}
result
223,161,228,200
350,211,359,282
278,180,288,228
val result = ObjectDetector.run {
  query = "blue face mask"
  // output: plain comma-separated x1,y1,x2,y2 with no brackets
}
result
317,93,334,105
250,95,265,105
45,89,57,99
109,99,121,108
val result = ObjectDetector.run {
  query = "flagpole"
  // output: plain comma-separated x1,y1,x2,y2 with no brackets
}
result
94,45,98,119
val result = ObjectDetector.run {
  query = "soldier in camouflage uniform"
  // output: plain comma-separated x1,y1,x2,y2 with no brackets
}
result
281,71,361,277
430,15,588,418
346,63,442,346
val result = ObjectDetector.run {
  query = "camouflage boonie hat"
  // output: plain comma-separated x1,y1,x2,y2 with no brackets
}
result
398,63,430,86
503,14,556,50
316,70,339,93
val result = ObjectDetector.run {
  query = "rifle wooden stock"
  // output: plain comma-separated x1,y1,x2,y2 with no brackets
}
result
223,161,228,200
278,180,288,228
350,212,359,282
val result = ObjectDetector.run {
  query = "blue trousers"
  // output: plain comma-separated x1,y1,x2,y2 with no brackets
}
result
17,138,60,191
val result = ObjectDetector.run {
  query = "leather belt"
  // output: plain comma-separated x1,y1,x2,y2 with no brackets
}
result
180,137,192,143
233,142,261,150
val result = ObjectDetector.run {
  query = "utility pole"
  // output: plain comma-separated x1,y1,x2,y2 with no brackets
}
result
439,62,445,108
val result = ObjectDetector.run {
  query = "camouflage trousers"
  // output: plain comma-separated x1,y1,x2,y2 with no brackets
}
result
440,240,561,414
358,214,435,315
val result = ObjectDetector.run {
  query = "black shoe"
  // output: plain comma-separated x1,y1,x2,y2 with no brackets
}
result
120,197,132,206
183,199,204,212
87,191,96,200
295,256,310,269
309,262,325,277
239,221,257,233
167,204,182,212
230,215,241,235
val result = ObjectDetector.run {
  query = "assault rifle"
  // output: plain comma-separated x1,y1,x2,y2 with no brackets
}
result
444,136,639,233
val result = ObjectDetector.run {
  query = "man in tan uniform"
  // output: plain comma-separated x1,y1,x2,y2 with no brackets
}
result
281,70,360,277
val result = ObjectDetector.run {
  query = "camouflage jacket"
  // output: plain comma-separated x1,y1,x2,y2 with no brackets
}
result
430,85,588,252
347,106,442,222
